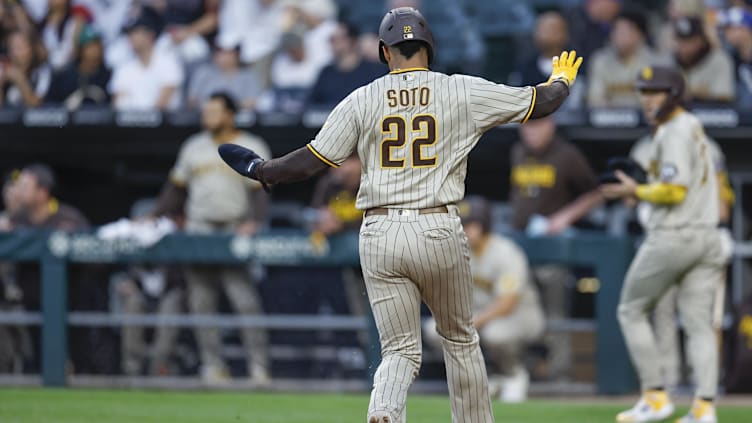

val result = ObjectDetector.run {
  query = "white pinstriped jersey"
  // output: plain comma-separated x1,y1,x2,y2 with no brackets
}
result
308,68,535,210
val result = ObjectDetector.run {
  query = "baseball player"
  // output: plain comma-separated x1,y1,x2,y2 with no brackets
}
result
422,196,545,403
630,133,735,393
219,7,582,423
601,65,723,423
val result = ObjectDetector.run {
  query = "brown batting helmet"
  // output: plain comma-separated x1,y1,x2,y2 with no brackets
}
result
635,65,686,122
458,196,493,233
378,7,435,65
634,65,685,98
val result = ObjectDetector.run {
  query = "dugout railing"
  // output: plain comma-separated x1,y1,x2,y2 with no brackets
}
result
0,230,639,393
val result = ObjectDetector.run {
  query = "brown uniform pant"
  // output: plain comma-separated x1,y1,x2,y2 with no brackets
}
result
359,207,494,423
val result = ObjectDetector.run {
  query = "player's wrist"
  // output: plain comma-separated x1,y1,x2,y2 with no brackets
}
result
246,158,264,179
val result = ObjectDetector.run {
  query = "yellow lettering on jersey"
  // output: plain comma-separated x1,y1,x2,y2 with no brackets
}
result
511,164,556,189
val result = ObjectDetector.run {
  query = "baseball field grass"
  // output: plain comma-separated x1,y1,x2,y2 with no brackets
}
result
1,388,751,423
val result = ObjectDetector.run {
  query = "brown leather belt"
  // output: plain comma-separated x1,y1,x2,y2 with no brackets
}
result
364,205,449,217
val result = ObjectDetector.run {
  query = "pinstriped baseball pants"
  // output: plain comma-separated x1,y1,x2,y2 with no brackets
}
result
359,206,494,423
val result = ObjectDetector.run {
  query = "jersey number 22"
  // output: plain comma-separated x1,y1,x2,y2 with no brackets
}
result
381,115,438,169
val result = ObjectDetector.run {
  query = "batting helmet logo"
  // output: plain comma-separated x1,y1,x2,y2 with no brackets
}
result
641,66,653,81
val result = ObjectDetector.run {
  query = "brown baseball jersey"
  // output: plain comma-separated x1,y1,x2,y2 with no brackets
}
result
307,68,535,209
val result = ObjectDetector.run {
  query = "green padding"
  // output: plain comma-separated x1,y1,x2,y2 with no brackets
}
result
0,230,636,394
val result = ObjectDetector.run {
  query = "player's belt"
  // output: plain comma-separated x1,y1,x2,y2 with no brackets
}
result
364,205,449,217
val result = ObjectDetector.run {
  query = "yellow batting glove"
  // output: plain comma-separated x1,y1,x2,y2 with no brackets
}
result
547,50,583,87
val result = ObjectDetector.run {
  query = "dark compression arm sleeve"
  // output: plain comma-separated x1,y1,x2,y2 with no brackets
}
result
255,146,330,186
529,80,570,120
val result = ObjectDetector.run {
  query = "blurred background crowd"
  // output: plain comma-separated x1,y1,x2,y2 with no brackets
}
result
0,0,751,112
1,0,752,400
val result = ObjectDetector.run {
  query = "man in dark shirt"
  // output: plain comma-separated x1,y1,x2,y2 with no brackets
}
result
8,164,104,373
510,117,602,234
306,22,385,110
46,25,111,108
508,116,602,381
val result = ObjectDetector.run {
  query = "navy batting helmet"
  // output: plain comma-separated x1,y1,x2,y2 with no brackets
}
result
378,7,435,65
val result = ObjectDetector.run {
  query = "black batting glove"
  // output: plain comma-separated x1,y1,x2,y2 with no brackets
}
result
218,143,271,192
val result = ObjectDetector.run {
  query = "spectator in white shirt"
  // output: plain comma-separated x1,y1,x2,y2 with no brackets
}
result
0,31,51,107
259,32,320,114
109,7,184,110
218,0,284,66
187,39,263,110
285,0,337,70
40,0,89,70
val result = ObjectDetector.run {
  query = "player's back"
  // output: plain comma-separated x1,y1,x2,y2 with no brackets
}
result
329,69,534,210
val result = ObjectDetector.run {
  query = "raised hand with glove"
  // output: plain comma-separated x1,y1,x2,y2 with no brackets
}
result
547,50,584,87
526,50,584,120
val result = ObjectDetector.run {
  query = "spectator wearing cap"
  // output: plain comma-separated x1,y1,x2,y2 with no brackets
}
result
587,11,665,107
46,24,111,108
9,163,108,374
568,0,623,65
655,0,717,54
306,22,384,110
40,0,91,70
109,6,184,110
187,39,263,110
720,7,752,108
673,16,736,102
0,31,51,107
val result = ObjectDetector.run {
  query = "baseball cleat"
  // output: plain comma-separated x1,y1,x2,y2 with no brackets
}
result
368,416,390,423
675,399,717,423
616,390,675,422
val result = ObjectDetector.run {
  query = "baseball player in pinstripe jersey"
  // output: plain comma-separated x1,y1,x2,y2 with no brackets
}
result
631,134,734,395
218,7,582,422
601,65,723,423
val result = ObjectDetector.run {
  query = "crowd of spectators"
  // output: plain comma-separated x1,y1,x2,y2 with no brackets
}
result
0,0,749,113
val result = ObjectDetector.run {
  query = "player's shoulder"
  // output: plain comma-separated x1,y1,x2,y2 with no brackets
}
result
668,110,703,133
182,132,210,149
